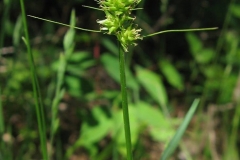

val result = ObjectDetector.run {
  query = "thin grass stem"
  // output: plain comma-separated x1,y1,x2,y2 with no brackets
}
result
0,87,4,158
119,42,133,160
0,0,11,157
215,0,235,63
27,15,101,33
20,0,48,159
143,27,218,38
0,0,11,57
0,87,4,134
229,102,240,150
82,5,103,11
82,5,142,11
50,53,66,150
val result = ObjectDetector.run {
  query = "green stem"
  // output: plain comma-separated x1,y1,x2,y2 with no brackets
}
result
143,27,218,38
50,53,66,150
82,5,142,11
119,42,133,160
27,15,101,33
229,102,240,153
214,0,235,63
20,0,48,159
82,5,103,11
0,0,11,157
0,87,4,134
0,0,11,56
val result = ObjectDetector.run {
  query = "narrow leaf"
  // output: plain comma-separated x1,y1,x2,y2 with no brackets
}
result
160,99,200,160
27,15,100,32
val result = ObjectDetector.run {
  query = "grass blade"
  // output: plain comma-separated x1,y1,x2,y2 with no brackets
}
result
0,87,4,137
0,0,11,54
20,0,48,159
27,15,100,33
160,99,200,160
0,87,5,159
143,27,218,38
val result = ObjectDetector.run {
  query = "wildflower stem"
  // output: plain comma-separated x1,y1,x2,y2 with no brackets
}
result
119,42,133,160
20,0,48,159
0,87,3,134
27,15,101,32
143,27,218,38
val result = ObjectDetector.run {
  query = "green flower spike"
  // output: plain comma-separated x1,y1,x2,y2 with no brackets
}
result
97,0,142,52
117,26,142,52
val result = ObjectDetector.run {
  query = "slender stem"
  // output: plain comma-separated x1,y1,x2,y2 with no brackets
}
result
27,15,101,33
0,0,11,57
82,5,103,11
0,0,10,157
119,42,133,160
229,103,240,147
20,0,48,159
0,87,4,134
50,53,66,150
82,5,142,11
214,0,235,63
143,27,218,38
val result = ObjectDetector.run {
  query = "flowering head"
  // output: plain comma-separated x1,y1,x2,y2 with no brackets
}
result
97,0,142,52
117,26,142,52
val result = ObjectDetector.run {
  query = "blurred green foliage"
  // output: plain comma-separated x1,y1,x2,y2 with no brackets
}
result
0,0,240,159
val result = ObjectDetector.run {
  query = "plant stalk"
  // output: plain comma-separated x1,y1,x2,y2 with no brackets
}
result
119,42,133,160
20,0,48,159
0,87,3,134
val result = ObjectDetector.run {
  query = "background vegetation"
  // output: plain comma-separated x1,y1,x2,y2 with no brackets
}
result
1,0,240,159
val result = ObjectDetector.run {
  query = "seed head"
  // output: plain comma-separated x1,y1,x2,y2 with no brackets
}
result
97,0,142,52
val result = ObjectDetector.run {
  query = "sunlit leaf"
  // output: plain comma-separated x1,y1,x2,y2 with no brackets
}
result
65,75,81,97
230,4,240,18
136,66,168,108
159,60,184,91
186,33,203,54
195,48,215,64
135,101,176,142
68,51,90,63
80,107,113,145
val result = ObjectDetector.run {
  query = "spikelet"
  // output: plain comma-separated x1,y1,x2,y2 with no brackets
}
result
96,0,142,52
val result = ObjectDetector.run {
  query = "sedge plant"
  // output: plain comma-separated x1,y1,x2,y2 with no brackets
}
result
27,0,217,159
